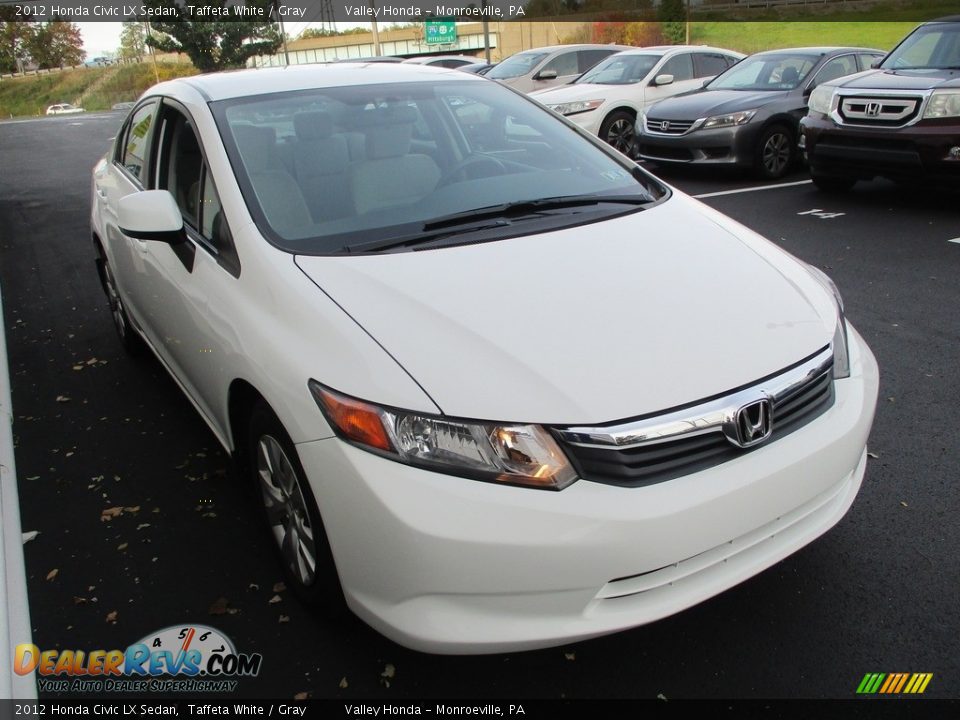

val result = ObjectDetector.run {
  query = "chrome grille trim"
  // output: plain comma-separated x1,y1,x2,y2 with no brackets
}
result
643,117,703,136
555,346,833,451
829,88,932,129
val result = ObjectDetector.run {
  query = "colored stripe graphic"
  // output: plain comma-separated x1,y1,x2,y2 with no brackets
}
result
857,672,932,695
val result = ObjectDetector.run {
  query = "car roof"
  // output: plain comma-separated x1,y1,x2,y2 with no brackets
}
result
615,45,744,55
751,46,883,56
511,44,633,54
154,63,484,103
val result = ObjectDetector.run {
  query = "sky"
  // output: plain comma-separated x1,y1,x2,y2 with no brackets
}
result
78,22,358,58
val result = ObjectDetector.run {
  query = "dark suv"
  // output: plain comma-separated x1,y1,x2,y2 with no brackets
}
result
800,18,960,191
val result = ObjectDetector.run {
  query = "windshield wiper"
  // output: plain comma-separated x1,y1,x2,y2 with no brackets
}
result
422,194,651,230
347,195,651,254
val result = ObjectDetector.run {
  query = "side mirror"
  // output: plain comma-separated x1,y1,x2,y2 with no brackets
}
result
118,190,185,244
653,74,674,86
535,69,557,81
870,59,882,69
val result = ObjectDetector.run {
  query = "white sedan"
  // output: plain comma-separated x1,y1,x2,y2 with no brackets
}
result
91,63,878,654
45,103,84,116
531,46,744,156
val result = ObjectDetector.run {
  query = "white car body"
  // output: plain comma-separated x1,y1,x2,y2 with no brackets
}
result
90,63,878,654
45,103,85,116
531,46,744,152
486,44,634,93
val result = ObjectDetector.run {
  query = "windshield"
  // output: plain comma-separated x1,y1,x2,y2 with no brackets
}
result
576,53,663,85
881,23,960,70
487,52,549,80
707,52,819,91
214,80,663,254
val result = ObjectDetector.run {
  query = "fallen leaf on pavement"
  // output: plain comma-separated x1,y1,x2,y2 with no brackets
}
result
73,597,87,605
56,395,71,403
867,452,879,459
565,652,575,661
124,506,140,513
293,692,309,700
381,663,396,679
22,531,39,545
117,543,128,551
279,615,289,624
900,501,909,508
268,594,282,604
46,568,59,581
101,507,123,521
339,677,348,689
105,611,118,624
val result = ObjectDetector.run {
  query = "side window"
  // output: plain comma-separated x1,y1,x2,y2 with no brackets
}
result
578,49,614,73
660,53,694,82
812,55,859,87
694,53,732,78
541,51,579,78
118,101,158,186
157,106,231,253
199,171,227,251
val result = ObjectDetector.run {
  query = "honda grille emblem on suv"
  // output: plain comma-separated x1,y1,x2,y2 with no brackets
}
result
660,121,670,131
865,101,882,117
731,398,773,448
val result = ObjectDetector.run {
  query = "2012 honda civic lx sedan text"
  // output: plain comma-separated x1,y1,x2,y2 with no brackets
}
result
91,63,879,654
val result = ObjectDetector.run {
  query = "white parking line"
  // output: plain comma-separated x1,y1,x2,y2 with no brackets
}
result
949,238,960,244
693,180,813,199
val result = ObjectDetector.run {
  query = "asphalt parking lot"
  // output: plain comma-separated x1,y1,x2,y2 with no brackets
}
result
1,112,958,701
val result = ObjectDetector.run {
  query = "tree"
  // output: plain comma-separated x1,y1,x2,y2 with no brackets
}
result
118,21,146,62
24,19,84,69
144,0,281,72
657,0,686,44
0,9,33,73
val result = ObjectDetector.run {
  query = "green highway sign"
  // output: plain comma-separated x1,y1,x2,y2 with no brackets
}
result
425,21,457,45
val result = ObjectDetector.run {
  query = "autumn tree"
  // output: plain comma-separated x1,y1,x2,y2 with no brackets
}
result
143,0,281,72
118,21,146,62
0,9,32,73
24,19,85,69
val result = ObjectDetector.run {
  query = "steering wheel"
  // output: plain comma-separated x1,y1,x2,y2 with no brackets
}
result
440,154,508,184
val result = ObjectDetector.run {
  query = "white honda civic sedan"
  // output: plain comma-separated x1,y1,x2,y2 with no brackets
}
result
91,63,878,654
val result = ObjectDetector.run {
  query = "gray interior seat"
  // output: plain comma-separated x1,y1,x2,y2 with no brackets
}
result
349,109,441,216
292,111,352,222
232,124,313,237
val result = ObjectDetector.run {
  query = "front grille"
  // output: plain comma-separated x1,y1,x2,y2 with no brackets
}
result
645,117,696,135
838,95,921,127
555,349,835,488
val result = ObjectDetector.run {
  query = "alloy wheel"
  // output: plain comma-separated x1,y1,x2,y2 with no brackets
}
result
606,117,635,155
256,434,318,587
761,132,791,177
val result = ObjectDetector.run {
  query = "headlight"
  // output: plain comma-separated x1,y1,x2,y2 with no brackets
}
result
701,109,756,130
923,89,960,119
548,99,604,117
808,85,835,115
309,383,578,490
805,266,851,379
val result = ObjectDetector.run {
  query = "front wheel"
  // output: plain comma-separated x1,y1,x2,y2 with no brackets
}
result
248,402,345,610
755,124,795,180
98,250,143,356
599,110,637,158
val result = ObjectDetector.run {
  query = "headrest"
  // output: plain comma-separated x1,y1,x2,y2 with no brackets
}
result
231,124,278,173
354,105,419,128
294,111,334,141
781,66,799,84
366,124,413,160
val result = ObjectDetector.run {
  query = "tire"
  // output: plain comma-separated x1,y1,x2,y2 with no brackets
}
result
97,249,144,356
755,124,795,180
811,172,857,193
247,401,345,611
599,110,637,158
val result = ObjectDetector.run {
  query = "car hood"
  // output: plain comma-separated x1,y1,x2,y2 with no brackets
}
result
648,89,789,118
530,83,627,103
295,194,836,424
833,68,960,91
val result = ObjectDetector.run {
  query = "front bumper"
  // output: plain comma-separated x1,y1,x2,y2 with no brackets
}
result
297,326,879,654
637,123,762,167
801,113,960,183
